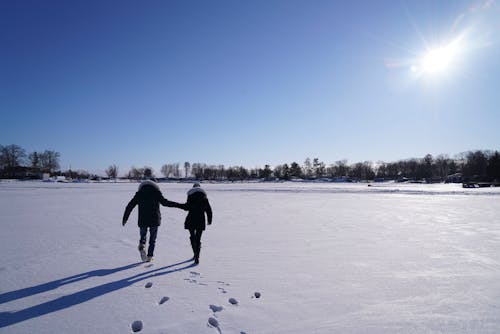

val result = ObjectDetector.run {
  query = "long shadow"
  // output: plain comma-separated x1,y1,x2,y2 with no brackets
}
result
0,262,142,305
0,259,195,329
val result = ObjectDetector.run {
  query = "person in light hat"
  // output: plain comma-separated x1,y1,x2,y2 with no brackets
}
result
181,182,212,264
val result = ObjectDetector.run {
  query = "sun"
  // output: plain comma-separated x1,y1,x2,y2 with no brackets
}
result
422,46,455,73
422,40,460,73
413,34,465,76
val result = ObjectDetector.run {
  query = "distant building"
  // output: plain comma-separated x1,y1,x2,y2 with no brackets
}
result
0,166,46,179
446,173,462,183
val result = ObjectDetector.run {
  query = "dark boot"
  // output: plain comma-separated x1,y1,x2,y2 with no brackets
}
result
194,242,201,264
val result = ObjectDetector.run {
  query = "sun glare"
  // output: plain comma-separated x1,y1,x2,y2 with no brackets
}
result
422,40,460,73
413,35,466,77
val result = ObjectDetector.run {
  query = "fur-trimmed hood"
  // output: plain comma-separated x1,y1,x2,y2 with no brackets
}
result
187,187,206,196
138,180,160,191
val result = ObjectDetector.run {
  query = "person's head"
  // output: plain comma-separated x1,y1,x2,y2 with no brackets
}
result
139,179,160,191
193,182,201,188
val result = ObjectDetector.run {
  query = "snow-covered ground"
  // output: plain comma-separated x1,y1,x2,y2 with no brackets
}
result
1,181,500,333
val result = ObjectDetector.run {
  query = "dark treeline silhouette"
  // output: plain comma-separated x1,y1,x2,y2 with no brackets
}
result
0,144,61,179
0,144,94,180
150,150,500,184
2,144,499,183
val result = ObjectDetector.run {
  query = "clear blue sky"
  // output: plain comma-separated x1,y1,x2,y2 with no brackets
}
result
1,0,499,175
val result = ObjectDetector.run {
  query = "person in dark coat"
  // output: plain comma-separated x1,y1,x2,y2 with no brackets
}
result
182,182,212,264
122,180,184,262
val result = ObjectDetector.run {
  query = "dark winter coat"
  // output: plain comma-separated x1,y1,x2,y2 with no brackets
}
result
123,181,182,228
183,187,212,231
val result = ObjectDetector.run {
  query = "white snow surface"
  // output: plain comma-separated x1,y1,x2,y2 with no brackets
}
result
1,181,500,333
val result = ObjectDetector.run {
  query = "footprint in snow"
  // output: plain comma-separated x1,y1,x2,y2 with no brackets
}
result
190,271,200,276
208,317,222,333
131,320,143,332
144,263,154,268
145,282,153,288
218,287,227,294
254,292,261,298
228,298,238,305
159,296,170,305
209,304,224,313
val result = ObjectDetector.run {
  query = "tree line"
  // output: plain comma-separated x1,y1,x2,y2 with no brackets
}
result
2,143,499,183
133,151,500,183
0,144,61,178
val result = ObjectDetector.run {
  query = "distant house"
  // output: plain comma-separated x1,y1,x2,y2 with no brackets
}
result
446,173,462,183
0,166,46,179
427,176,444,184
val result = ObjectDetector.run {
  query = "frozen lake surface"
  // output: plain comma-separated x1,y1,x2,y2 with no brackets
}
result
1,181,500,333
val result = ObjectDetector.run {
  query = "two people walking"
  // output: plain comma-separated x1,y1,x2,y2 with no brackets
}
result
122,180,212,264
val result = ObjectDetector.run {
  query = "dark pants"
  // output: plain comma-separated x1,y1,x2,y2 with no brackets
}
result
189,229,203,259
140,226,158,257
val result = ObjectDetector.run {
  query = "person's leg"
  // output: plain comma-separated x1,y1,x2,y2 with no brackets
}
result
139,227,147,250
194,229,203,262
189,229,196,259
147,226,158,257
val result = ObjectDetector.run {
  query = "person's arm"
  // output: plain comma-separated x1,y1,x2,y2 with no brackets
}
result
160,195,188,210
122,194,138,226
205,198,212,225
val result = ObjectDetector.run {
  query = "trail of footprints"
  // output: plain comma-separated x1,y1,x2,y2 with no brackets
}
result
130,267,262,333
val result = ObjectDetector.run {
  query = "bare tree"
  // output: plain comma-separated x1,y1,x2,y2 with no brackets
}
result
161,164,172,178
161,163,181,178
303,158,312,179
39,150,60,172
331,160,349,178
434,154,450,180
184,161,191,178
191,163,206,179
0,144,27,169
106,164,118,179
128,166,144,180
144,167,154,179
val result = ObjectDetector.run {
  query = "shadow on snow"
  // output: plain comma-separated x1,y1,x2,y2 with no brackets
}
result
0,262,143,305
0,259,195,328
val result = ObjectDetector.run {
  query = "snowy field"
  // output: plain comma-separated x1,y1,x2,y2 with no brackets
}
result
1,181,500,333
